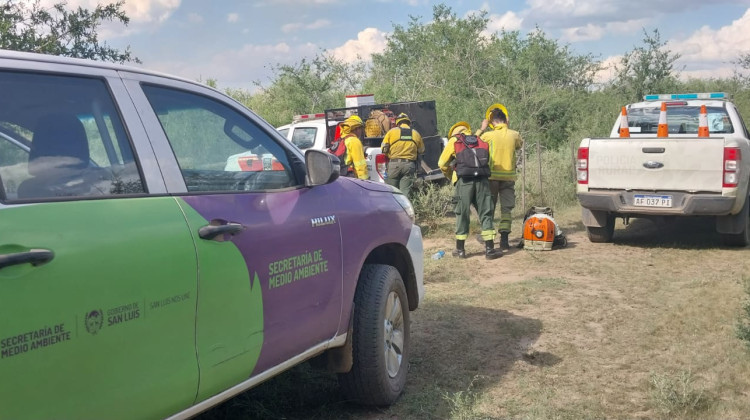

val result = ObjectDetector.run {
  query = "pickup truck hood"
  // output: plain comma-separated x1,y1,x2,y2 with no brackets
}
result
344,177,396,193
588,137,725,192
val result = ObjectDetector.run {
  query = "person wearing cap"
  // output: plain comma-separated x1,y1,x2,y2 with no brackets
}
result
381,112,424,197
438,121,502,260
476,103,523,250
328,115,368,180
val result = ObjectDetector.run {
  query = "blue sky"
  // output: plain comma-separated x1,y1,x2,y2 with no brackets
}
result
52,0,750,91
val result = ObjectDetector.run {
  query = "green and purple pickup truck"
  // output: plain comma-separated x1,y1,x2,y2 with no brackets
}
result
0,50,424,419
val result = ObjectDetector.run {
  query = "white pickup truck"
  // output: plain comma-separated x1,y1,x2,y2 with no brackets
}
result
277,114,389,183
276,101,447,184
576,92,750,246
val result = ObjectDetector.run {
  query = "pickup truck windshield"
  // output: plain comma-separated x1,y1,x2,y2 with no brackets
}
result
627,106,734,135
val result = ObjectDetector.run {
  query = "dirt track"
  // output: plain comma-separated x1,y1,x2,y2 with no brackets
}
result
201,206,750,419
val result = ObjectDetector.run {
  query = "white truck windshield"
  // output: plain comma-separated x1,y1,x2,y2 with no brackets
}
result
627,106,734,135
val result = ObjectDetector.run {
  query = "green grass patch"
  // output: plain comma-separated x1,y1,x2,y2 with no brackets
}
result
648,370,711,417
442,375,486,420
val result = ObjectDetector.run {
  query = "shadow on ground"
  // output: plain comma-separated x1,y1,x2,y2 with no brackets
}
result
197,304,549,420
611,216,740,250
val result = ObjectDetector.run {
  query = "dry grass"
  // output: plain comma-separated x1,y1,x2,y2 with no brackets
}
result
200,205,750,419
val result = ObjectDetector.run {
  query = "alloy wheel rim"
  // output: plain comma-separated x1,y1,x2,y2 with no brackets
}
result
383,291,404,378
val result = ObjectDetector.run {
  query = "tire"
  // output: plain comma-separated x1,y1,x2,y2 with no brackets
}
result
586,214,615,243
339,264,410,406
721,197,750,247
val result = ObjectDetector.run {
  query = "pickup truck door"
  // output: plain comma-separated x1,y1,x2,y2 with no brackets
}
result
0,69,198,419
126,77,344,402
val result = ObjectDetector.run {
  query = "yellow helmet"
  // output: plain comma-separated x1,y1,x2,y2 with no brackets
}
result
448,121,471,138
485,103,509,128
343,115,363,129
395,112,411,125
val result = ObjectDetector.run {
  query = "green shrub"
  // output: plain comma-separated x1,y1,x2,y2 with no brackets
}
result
412,181,454,233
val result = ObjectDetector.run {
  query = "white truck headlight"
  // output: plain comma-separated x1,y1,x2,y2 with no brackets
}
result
393,193,415,223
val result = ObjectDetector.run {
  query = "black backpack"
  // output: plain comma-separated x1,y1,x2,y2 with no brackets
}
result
453,133,490,178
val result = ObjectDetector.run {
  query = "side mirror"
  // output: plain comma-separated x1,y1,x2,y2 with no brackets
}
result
305,149,340,186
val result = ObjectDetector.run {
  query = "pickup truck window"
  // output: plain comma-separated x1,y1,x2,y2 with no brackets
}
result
291,126,317,149
141,85,297,192
0,71,145,202
628,106,734,134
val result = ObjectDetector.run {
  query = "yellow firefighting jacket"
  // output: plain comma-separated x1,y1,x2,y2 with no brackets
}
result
343,135,368,180
381,123,425,160
478,123,523,181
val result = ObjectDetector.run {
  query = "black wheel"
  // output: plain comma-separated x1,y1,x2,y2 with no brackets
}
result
338,264,410,406
586,214,615,243
721,197,750,247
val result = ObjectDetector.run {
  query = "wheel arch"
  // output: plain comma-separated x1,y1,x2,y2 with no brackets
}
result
363,243,419,311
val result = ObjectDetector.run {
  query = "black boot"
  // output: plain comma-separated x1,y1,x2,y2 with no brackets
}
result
485,240,502,260
452,239,466,259
500,232,510,250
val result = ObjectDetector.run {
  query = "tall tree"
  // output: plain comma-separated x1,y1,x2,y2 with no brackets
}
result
0,0,139,63
367,4,599,147
367,4,495,107
246,53,367,127
614,28,680,101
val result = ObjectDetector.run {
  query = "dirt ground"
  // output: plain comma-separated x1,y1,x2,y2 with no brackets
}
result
201,206,750,419
409,206,750,419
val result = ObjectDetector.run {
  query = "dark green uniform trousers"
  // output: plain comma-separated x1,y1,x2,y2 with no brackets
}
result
454,177,496,241
386,160,417,197
490,180,515,233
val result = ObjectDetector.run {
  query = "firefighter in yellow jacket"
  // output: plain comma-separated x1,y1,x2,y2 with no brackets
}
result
438,121,502,260
381,113,424,197
329,115,368,180
476,103,523,250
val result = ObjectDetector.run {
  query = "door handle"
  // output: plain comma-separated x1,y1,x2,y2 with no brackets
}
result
0,249,55,270
198,222,245,241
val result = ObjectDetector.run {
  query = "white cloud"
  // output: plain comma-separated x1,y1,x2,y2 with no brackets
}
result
329,28,388,63
521,0,710,30
281,19,331,33
255,0,340,4
560,18,650,42
227,13,239,23
561,24,606,42
469,4,522,39
670,8,750,63
660,7,750,80
606,18,651,34
593,55,622,84
42,0,181,24
39,0,181,38
142,42,305,91
487,11,523,32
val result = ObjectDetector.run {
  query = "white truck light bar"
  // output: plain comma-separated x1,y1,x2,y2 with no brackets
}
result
643,92,729,101
293,113,326,122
